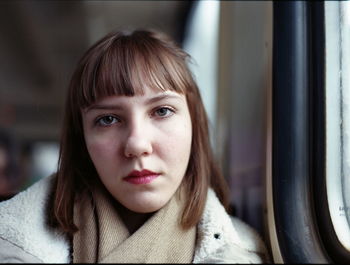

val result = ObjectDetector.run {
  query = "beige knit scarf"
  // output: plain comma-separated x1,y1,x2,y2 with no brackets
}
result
72,185,196,263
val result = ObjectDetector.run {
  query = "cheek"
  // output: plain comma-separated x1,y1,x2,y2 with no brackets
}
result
84,132,119,162
160,119,192,164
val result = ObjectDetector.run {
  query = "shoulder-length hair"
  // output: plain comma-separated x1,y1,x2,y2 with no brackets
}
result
49,29,229,235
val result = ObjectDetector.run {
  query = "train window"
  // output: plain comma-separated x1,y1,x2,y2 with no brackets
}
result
29,141,59,187
271,1,350,263
325,0,350,252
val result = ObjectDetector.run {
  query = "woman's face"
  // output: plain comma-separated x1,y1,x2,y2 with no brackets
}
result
82,86,192,213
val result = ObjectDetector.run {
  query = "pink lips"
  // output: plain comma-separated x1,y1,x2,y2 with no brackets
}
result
124,169,160,185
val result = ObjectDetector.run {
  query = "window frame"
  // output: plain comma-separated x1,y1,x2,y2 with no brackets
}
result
270,1,350,262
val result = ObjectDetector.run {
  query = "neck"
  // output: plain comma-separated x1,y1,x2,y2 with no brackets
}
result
114,200,154,234
97,182,155,234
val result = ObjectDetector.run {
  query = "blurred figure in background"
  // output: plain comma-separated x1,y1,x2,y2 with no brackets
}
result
0,129,19,201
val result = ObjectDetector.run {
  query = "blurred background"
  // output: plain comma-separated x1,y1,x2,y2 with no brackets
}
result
0,0,272,243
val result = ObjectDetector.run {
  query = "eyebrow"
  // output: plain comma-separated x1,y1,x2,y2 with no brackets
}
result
85,93,184,113
85,104,123,113
145,93,184,105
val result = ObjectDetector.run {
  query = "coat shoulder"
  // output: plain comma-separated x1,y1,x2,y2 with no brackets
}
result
230,216,270,262
0,237,44,263
0,175,70,263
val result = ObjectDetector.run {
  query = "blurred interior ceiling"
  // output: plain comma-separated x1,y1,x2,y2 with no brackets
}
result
0,0,192,143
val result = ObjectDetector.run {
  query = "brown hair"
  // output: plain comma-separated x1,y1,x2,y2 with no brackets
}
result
49,29,229,235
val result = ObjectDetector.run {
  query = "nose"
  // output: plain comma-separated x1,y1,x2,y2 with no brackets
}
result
124,122,153,158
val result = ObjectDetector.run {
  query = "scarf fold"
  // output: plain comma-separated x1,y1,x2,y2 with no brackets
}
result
73,185,196,263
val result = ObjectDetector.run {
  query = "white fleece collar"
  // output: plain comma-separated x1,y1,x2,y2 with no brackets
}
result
193,188,243,262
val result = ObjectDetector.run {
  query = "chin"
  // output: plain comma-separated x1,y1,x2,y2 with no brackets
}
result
124,197,169,213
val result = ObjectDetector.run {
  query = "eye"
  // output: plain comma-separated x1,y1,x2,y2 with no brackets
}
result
154,107,174,118
96,115,120,126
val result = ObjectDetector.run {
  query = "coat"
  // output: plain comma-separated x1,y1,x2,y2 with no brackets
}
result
0,175,269,263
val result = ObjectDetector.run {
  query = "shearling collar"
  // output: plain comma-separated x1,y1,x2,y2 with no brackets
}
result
0,175,70,263
194,189,267,263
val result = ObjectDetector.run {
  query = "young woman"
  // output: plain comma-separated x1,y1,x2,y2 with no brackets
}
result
0,29,269,263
